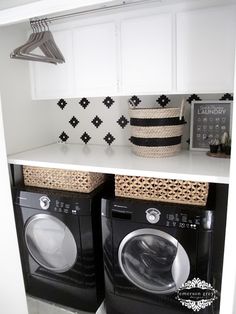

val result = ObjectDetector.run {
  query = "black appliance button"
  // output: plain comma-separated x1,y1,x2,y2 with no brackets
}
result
168,214,175,221
181,215,188,223
39,196,50,210
146,208,161,224
175,216,180,222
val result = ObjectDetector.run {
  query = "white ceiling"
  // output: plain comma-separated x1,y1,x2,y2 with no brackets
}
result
0,0,235,26
0,0,42,11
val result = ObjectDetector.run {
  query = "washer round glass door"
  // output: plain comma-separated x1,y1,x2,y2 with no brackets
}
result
25,214,77,273
118,228,190,294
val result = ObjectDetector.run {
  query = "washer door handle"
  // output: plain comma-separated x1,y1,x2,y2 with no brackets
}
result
171,243,190,290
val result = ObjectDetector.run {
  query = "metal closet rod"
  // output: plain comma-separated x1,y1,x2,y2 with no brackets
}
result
37,0,161,23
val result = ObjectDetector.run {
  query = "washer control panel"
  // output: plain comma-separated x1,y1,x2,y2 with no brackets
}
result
146,208,161,224
165,212,201,229
143,207,213,230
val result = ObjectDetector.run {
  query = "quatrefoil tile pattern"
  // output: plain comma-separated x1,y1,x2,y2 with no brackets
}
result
103,96,115,108
57,99,67,110
59,131,69,142
81,132,91,144
156,95,170,108
92,115,103,128
117,115,129,129
129,95,141,107
55,94,227,146
104,132,115,145
220,93,233,101
79,97,90,109
69,116,79,128
187,94,202,104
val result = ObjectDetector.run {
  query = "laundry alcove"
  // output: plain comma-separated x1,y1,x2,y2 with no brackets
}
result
0,1,236,314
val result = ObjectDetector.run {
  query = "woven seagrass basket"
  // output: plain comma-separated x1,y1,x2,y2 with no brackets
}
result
129,106,186,158
115,175,209,206
23,166,106,193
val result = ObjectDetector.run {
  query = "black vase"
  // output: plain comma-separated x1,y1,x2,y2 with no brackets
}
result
210,145,219,154
225,146,231,156
220,144,226,153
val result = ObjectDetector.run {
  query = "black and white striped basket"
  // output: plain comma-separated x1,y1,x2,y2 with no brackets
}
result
129,105,186,158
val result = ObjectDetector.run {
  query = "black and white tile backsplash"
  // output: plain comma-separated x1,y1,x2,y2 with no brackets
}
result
55,94,233,147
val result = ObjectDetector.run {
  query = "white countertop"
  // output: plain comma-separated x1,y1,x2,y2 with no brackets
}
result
8,143,230,184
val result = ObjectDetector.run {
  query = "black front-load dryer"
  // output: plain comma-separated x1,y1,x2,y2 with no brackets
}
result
102,197,215,314
13,186,104,312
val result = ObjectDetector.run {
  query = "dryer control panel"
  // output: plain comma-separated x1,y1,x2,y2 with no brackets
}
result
14,188,93,216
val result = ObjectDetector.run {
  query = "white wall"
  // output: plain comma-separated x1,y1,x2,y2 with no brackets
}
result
45,93,227,149
0,95,28,314
219,47,236,314
0,23,55,155
0,21,57,314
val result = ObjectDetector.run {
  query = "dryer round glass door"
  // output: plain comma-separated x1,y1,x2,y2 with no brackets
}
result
118,228,190,294
25,214,77,273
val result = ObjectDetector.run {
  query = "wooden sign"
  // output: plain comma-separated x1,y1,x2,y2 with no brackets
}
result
190,101,232,150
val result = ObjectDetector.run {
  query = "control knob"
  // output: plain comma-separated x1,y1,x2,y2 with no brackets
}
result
39,196,50,210
146,208,161,224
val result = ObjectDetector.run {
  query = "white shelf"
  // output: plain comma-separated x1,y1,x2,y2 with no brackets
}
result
8,143,230,184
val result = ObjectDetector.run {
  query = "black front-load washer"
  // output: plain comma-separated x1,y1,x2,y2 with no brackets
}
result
13,186,104,312
102,197,215,314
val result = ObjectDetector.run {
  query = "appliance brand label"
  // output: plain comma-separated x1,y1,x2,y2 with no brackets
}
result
176,278,218,312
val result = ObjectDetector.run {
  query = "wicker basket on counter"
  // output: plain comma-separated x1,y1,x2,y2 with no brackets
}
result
129,105,186,158
23,166,106,193
115,175,209,206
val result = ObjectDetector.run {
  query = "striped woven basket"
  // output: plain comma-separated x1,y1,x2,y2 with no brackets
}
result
129,106,186,158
